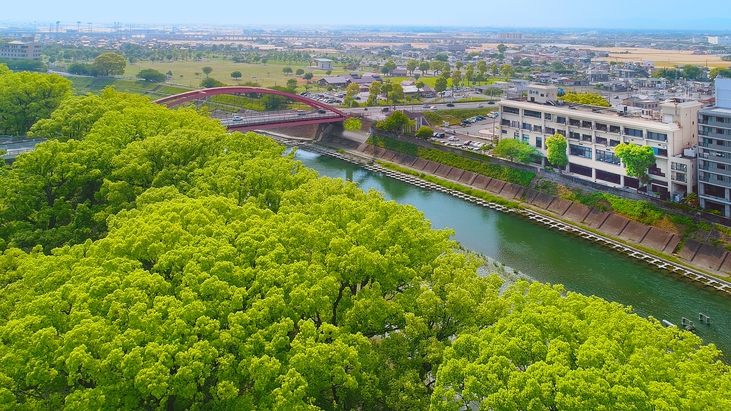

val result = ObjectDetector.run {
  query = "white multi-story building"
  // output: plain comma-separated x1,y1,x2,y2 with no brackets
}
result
498,84,700,199
698,78,731,216
0,40,42,60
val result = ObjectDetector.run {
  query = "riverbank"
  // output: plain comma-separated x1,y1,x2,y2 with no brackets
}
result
276,130,731,295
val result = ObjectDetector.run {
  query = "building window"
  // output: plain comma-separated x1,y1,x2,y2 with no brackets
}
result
522,134,530,143
545,113,552,120
610,125,621,133
514,131,520,139
556,116,566,124
581,120,592,128
624,127,643,137
647,131,668,142
522,122,532,130
569,131,581,140
524,109,542,118
536,137,543,149
671,163,687,172
581,134,592,142
595,122,608,131
596,136,608,145
569,118,580,126
545,127,555,135
569,144,592,159
672,172,686,182
596,150,620,165
503,106,519,114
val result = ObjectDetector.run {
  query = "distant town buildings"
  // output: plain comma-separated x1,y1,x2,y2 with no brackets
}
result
708,36,731,45
313,58,333,70
498,32,523,40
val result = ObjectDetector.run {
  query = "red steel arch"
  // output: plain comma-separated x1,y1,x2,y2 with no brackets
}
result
153,86,349,118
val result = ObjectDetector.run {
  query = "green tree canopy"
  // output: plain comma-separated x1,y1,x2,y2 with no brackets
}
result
415,125,434,138
200,77,225,88
286,78,298,91
375,110,413,133
559,92,610,107
493,138,538,164
499,64,515,78
343,117,362,131
201,66,213,77
614,142,656,184
546,133,568,169
92,53,127,76
406,60,417,75
295,68,305,76
136,68,166,83
434,77,448,94
419,61,430,75
282,67,293,75
389,83,404,104
0,70,71,135
231,71,242,79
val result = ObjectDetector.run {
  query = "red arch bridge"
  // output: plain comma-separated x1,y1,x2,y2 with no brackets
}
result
153,86,350,131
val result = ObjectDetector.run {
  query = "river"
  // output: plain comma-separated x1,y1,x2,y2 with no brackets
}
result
293,148,731,356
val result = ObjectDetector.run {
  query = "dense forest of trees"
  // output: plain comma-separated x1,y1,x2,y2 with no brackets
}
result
0,65,730,409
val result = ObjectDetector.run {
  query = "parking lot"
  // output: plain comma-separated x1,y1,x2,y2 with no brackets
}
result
429,112,500,152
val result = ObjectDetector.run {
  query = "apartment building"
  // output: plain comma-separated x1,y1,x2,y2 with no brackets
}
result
499,84,700,199
0,39,43,60
698,77,731,216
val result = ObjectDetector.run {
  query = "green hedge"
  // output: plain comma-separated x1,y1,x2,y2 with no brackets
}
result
369,135,534,186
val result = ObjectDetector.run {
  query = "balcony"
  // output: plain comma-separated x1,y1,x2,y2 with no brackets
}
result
533,125,543,133
648,166,665,178
699,116,731,128
501,119,510,126
569,119,580,127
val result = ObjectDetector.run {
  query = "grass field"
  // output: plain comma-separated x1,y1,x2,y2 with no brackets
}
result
124,59,353,89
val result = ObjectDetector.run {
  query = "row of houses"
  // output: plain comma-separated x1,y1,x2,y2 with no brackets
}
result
317,73,436,98
497,79,731,218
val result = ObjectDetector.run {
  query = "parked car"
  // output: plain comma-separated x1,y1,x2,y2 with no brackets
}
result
446,103,455,107
433,132,445,138
382,107,390,112
317,109,327,114
296,110,306,115
488,101,495,105
446,129,456,134
423,104,430,108
477,104,484,108
232,116,243,121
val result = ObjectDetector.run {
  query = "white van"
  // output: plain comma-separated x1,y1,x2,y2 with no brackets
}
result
296,110,306,115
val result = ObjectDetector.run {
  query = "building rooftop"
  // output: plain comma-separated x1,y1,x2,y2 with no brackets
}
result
501,97,699,129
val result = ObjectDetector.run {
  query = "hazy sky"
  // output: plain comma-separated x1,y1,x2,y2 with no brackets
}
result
3,0,731,30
